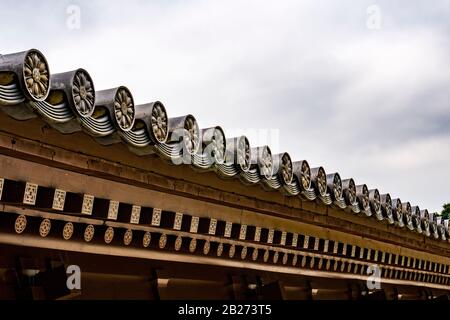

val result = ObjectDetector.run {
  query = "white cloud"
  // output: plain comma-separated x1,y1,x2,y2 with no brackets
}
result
0,0,449,212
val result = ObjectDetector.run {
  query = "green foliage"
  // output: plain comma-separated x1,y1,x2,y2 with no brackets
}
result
441,203,450,219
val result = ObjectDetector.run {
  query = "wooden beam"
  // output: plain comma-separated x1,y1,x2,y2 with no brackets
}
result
0,123,448,260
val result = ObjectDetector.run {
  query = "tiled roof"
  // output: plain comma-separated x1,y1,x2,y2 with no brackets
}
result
0,48,449,241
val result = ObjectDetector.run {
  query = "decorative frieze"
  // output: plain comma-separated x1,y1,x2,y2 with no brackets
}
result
14,215,27,234
333,241,338,254
189,238,197,253
124,229,133,246
217,243,223,257
0,178,4,200
143,232,152,247
273,251,279,264
174,236,182,251
173,212,183,230
52,189,66,211
280,231,287,246
229,244,235,258
203,241,210,255
81,194,94,215
104,227,114,244
310,257,315,269
108,200,119,220
303,235,310,249
2,182,448,288
151,208,161,226
39,218,51,237
292,233,298,247
84,224,95,242
324,239,329,253
130,205,141,224
241,246,248,260
341,243,347,255
263,249,269,263
224,221,232,238
239,225,247,240
292,254,298,266
366,248,371,260
252,248,258,261
267,229,274,244
254,227,261,242
159,233,167,249
282,252,288,265
23,182,38,205
208,218,217,235
190,216,199,233
314,238,319,251
301,256,307,268
63,222,74,240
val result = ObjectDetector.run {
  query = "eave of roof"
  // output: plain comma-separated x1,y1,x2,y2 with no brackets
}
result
0,48,449,243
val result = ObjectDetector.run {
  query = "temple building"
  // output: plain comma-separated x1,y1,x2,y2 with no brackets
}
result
0,49,449,299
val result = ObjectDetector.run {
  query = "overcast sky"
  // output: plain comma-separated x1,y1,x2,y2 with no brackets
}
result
1,0,449,213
